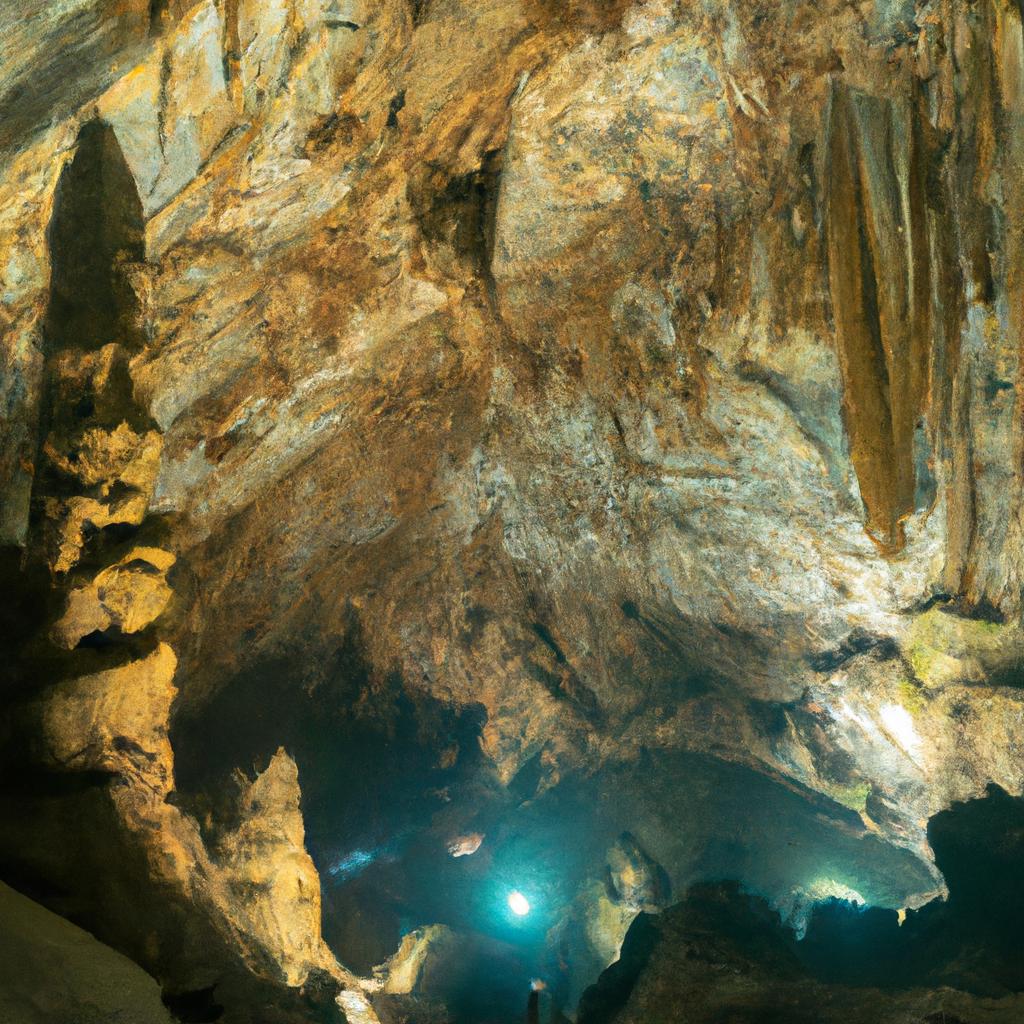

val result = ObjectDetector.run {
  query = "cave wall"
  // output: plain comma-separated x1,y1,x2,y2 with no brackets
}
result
5,0,1024,1020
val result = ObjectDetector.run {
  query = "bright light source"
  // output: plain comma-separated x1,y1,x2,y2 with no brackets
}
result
880,703,923,761
508,890,531,916
806,878,865,906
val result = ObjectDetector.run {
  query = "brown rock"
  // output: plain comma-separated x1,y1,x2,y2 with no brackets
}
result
37,643,178,790
52,546,176,648
216,749,331,987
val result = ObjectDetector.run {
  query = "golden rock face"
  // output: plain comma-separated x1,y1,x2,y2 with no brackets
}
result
216,749,330,987
51,546,175,647
5,1,1024,1021
37,641,178,784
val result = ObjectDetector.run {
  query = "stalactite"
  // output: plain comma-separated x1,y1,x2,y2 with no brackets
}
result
826,80,934,553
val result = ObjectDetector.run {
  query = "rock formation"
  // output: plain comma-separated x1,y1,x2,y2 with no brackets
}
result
4,1,1024,1021
577,786,1024,1023
0,880,176,1024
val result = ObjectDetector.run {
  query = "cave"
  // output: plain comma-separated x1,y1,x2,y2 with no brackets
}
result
5,3,1024,1024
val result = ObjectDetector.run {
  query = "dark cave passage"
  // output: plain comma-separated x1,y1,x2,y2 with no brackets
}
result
168,625,500,976
577,785,1024,1024
169,629,957,1024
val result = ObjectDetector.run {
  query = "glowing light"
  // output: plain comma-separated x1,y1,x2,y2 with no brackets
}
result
806,878,865,906
784,878,866,940
508,890,531,916
879,703,923,760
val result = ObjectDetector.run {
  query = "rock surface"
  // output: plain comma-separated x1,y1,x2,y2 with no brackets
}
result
578,786,1024,1023
0,879,175,1024
577,882,1024,1024
4,0,1024,1021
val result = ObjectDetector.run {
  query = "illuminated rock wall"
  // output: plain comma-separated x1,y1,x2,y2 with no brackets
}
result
4,1,1024,1020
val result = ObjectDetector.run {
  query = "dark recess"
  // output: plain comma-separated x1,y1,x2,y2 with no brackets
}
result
578,786,1024,1022
45,120,145,355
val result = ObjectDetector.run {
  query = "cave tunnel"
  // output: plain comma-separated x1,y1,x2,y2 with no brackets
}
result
166,626,1014,1024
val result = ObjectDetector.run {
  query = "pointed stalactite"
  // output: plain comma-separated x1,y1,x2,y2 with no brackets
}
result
219,0,243,114
825,81,934,553
929,1,997,603
935,0,1024,613
826,82,892,548
925,123,971,598
983,0,1024,611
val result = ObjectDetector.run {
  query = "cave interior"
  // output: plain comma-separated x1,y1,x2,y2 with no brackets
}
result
4,3,1024,1024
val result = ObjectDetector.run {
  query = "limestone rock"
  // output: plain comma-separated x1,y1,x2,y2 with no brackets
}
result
605,833,669,914
0,1,152,155
37,642,178,790
377,925,458,995
44,422,162,493
577,882,1024,1024
0,880,175,1024
580,790,1024,1022
52,547,175,648
216,749,330,987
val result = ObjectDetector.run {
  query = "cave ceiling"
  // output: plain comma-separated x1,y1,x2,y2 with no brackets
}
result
3,1,1024,1022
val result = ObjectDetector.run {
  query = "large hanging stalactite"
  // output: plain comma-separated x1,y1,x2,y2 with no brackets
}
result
825,79,936,554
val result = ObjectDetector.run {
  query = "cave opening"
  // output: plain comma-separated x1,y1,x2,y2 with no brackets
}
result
170,631,952,1024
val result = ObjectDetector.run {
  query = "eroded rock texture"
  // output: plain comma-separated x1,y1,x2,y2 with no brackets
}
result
577,787,1024,1024
4,0,1024,1021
